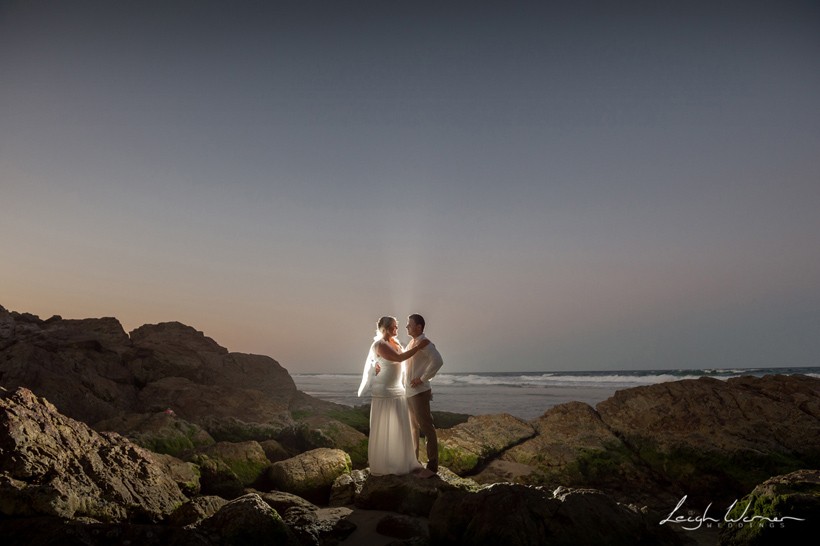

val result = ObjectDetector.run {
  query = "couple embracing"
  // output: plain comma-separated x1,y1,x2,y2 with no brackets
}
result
357,314,443,477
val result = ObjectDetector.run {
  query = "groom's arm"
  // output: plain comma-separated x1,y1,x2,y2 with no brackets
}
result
419,343,443,383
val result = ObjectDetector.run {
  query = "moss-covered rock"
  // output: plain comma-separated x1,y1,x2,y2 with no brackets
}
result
201,415,289,443
192,454,245,499
95,412,215,458
437,413,536,474
268,448,352,505
197,441,270,487
196,493,300,545
278,415,368,467
719,469,820,546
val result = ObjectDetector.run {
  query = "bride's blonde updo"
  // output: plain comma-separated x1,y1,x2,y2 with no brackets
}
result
375,316,397,340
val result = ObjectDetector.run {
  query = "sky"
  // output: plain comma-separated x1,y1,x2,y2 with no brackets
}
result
1,0,819,374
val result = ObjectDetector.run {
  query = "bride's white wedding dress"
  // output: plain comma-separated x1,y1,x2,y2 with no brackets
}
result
358,341,422,476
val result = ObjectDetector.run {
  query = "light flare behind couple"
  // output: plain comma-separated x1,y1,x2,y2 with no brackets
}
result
357,314,443,478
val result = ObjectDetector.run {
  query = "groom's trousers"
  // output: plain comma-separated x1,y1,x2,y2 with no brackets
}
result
407,390,438,469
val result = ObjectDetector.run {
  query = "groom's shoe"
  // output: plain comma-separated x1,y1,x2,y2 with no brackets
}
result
426,459,438,473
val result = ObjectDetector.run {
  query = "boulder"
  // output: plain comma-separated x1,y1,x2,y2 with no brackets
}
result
197,440,270,487
437,413,536,474
376,513,429,540
268,448,352,505
0,307,322,447
193,454,246,500
718,469,820,546
278,415,369,467
0,517,212,546
355,472,462,516
168,495,228,526
136,376,293,442
196,493,300,545
259,438,291,462
281,505,357,545
0,308,136,423
596,375,820,503
253,488,319,514
477,401,674,506
0,387,187,522
329,469,370,506
428,483,684,546
152,452,202,496
95,411,215,457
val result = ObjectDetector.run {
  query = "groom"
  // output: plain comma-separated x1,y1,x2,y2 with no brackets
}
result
404,313,444,473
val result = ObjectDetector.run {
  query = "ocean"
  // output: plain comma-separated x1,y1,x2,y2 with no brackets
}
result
292,367,820,421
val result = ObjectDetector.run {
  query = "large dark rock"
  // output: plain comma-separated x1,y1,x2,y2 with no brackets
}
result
428,483,684,546
0,306,336,445
268,448,352,505
195,493,300,545
470,375,820,512
478,401,678,507
354,470,474,516
718,469,820,546
596,375,820,504
0,387,187,522
437,413,536,474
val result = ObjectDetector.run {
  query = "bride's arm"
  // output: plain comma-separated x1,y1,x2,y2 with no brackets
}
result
375,339,430,362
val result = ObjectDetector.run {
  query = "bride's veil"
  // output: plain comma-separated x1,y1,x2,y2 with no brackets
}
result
357,340,379,397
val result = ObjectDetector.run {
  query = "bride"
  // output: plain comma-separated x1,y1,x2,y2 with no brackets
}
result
358,316,433,477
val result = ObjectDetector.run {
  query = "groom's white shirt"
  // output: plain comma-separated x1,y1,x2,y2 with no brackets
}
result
404,333,443,397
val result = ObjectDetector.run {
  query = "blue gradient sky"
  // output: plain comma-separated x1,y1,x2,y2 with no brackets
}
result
2,1,819,373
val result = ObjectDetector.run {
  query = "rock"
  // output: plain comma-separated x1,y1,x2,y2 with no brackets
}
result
330,469,370,506
596,375,820,503
355,472,461,516
437,413,536,474
428,483,684,546
152,452,202,496
259,438,291,462
0,517,212,546
281,505,357,545
718,469,820,546
136,376,293,442
376,513,429,540
254,489,320,514
197,440,270,487
0,387,188,522
168,495,228,526
278,415,369,467
0,310,136,424
193,454,246,500
196,493,300,545
268,448,352,505
478,401,674,506
0,307,331,447
95,411,215,457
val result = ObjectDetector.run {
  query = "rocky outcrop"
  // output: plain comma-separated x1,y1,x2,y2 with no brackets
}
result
95,411,216,458
197,440,270,487
0,387,187,522
428,483,684,546
0,306,334,445
195,493,300,545
278,414,369,467
718,469,820,546
330,468,370,506
596,375,820,503
354,468,479,516
437,413,536,474
268,448,352,504
460,375,820,510
476,401,675,506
